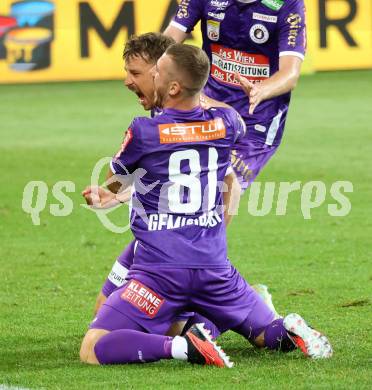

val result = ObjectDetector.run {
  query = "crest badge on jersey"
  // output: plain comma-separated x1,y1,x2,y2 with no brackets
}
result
249,24,270,44
207,20,220,41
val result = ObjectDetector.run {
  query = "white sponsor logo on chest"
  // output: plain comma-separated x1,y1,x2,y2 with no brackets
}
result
208,11,225,20
252,12,277,23
211,0,229,9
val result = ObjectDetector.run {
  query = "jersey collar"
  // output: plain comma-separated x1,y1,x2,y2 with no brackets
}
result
162,106,203,116
162,106,203,118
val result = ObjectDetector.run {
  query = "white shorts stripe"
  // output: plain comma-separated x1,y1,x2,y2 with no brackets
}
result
266,110,283,146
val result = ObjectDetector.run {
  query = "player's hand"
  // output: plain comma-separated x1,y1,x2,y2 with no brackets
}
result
82,185,120,209
235,72,269,115
199,93,231,109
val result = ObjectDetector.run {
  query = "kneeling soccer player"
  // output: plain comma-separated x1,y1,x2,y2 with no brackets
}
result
80,44,332,366
83,32,279,337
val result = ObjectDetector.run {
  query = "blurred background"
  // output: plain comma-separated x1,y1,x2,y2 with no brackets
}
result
0,0,371,83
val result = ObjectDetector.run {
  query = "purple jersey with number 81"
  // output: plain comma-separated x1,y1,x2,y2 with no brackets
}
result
111,106,245,269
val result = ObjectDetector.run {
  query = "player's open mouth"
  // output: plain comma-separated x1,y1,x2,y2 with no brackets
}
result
136,91,146,105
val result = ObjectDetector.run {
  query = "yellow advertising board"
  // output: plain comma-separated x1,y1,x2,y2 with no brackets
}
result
0,0,371,83
0,0,201,83
306,0,372,70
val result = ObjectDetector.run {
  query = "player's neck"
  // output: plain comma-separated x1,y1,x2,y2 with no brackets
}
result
163,94,200,111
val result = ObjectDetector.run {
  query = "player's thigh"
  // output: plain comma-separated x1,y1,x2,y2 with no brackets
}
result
99,270,188,336
191,265,275,333
90,298,147,332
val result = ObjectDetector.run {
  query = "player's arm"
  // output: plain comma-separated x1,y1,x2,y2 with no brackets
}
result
236,55,302,115
238,0,306,114
105,169,132,195
108,123,142,194
163,0,203,42
223,170,240,226
163,24,188,43
223,110,246,225
94,291,107,315
200,93,231,109
83,123,141,209
81,170,132,208
82,184,132,208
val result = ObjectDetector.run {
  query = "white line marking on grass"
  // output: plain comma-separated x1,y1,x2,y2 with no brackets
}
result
0,385,32,390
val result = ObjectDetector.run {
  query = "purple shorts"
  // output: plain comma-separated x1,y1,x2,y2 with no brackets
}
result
91,263,275,336
101,241,194,323
231,139,278,192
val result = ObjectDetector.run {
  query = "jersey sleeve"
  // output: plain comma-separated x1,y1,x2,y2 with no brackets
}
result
110,119,143,175
278,0,307,60
233,111,246,144
225,109,246,145
170,0,204,33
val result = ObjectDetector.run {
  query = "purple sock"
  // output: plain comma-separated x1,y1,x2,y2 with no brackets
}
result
101,240,136,297
182,313,221,339
94,329,173,364
263,318,295,352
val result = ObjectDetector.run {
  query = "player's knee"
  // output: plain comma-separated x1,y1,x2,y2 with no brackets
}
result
79,331,97,364
80,329,108,365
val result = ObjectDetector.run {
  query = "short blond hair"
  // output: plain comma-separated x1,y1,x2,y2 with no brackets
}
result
165,43,210,95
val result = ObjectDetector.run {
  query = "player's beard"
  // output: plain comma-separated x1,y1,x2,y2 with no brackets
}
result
153,82,170,109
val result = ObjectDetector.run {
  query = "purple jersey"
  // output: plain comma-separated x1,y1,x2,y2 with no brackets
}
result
111,106,245,269
171,0,306,146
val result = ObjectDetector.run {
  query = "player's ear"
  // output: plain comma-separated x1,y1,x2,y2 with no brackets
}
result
168,80,181,97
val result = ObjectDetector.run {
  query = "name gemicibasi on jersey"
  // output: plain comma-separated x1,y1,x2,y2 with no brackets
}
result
110,106,245,268
148,210,223,231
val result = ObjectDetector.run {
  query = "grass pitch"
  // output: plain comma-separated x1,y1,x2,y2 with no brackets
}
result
0,70,371,389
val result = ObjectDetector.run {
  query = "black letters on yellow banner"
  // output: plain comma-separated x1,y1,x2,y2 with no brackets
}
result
79,0,190,58
2,0,369,83
160,0,180,31
319,0,358,48
79,1,135,57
